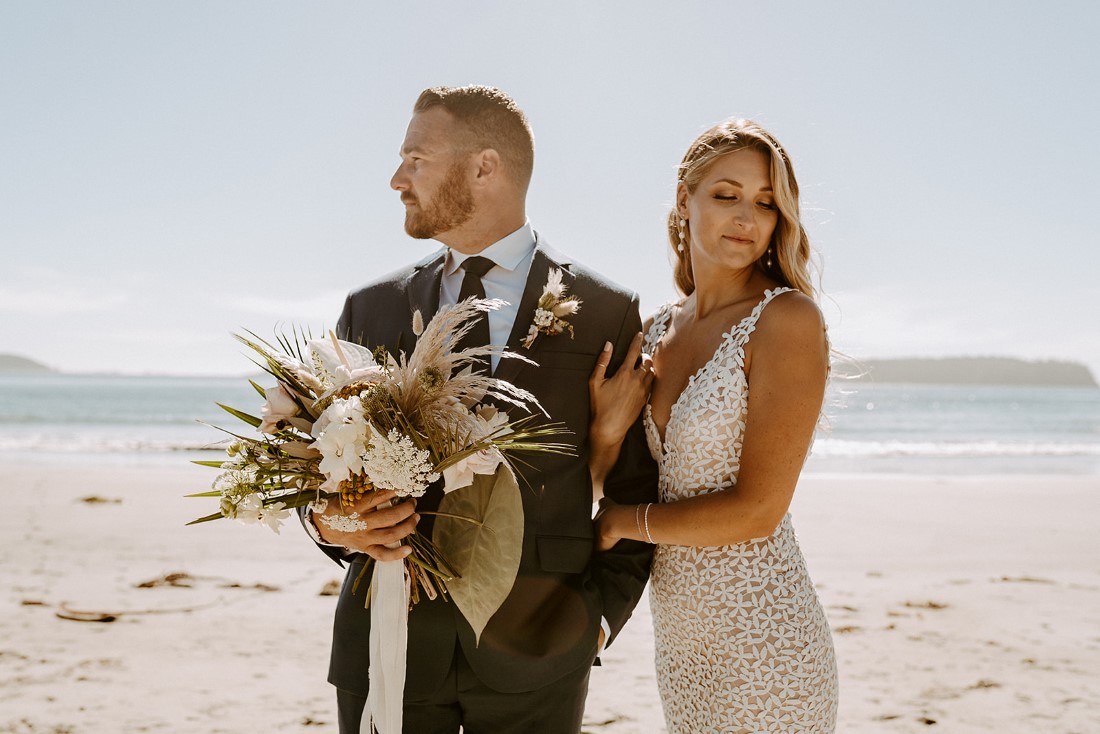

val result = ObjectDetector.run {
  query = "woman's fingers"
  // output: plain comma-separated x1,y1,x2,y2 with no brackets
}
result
640,353,655,385
591,332,651,387
624,331,645,369
590,341,613,384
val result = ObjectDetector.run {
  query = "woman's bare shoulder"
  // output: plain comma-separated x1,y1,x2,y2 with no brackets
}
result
752,290,827,352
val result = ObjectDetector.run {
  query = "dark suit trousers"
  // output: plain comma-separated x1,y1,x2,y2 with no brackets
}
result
336,642,592,734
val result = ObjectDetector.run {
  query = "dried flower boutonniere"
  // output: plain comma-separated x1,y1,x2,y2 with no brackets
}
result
521,268,581,349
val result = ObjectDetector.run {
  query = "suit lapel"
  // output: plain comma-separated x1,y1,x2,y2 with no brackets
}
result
493,237,575,385
402,249,446,355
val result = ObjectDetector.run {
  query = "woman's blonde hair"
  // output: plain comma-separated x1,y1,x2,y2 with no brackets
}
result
669,118,816,299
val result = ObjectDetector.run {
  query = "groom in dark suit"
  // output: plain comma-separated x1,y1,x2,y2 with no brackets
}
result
304,85,658,733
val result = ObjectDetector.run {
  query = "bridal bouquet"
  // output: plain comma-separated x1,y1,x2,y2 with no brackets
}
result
189,298,572,734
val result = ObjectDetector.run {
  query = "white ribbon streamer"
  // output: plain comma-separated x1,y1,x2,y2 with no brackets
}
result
363,555,410,734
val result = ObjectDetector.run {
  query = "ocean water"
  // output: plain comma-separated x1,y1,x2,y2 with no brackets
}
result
1,375,1098,475
811,382,1100,475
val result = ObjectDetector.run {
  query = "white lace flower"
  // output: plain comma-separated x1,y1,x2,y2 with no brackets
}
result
214,465,260,517
362,428,440,497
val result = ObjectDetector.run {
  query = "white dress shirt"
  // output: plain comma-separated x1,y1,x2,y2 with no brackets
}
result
439,221,536,373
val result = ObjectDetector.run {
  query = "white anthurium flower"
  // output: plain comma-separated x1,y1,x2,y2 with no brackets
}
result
307,334,380,389
340,364,387,386
259,383,300,434
294,367,323,393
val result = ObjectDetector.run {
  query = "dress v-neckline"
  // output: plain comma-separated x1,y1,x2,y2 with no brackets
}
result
645,288,792,453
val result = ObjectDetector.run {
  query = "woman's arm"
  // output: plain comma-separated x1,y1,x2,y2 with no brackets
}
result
588,331,653,499
596,294,827,548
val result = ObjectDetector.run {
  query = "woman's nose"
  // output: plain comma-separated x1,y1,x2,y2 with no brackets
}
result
731,201,751,225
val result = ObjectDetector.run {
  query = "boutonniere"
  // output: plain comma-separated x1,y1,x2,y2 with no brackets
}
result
521,268,581,349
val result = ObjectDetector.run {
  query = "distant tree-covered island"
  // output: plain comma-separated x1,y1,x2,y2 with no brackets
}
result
839,357,1098,388
0,354,55,374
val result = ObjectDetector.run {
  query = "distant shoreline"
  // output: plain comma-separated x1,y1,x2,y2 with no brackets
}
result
4,353,1098,388
836,357,1098,389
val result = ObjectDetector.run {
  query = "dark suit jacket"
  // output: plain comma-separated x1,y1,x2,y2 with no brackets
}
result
308,235,658,697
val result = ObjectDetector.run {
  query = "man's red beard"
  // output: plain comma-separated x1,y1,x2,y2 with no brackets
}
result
403,161,476,239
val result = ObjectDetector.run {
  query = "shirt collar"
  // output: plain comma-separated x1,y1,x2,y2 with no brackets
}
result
444,221,536,276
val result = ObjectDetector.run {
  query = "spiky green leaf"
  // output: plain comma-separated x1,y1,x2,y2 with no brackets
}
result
216,403,262,428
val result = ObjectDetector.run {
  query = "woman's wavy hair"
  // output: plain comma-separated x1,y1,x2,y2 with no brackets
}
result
669,118,817,300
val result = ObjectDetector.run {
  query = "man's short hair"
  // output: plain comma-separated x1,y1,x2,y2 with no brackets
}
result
414,85,535,192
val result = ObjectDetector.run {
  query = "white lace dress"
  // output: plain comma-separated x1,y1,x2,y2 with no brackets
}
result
643,288,838,733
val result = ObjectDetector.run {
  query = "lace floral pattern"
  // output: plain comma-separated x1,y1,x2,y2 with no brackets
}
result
644,288,838,733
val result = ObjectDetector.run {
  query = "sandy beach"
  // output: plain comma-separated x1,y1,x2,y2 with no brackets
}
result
2,460,1097,733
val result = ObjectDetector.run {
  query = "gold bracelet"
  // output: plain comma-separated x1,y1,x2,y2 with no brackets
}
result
643,502,655,544
634,503,644,540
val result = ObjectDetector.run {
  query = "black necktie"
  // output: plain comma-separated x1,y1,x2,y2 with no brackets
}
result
456,256,495,373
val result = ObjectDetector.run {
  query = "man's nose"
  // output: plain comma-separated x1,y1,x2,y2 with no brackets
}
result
390,164,408,191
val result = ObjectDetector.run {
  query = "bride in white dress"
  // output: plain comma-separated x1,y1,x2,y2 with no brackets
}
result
588,118,838,732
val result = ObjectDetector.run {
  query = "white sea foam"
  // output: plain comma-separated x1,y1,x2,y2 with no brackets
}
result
812,439,1100,459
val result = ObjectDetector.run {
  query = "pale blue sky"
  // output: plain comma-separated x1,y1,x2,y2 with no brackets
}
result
2,1,1098,376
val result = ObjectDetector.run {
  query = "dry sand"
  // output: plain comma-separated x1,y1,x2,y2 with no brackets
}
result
1,461,1098,733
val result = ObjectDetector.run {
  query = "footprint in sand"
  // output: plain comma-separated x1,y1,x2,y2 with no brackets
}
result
997,575,1055,584
134,572,280,592
968,679,1001,690
903,600,949,610
78,495,122,504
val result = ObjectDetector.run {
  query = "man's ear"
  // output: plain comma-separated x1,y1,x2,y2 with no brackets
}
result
472,148,501,185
